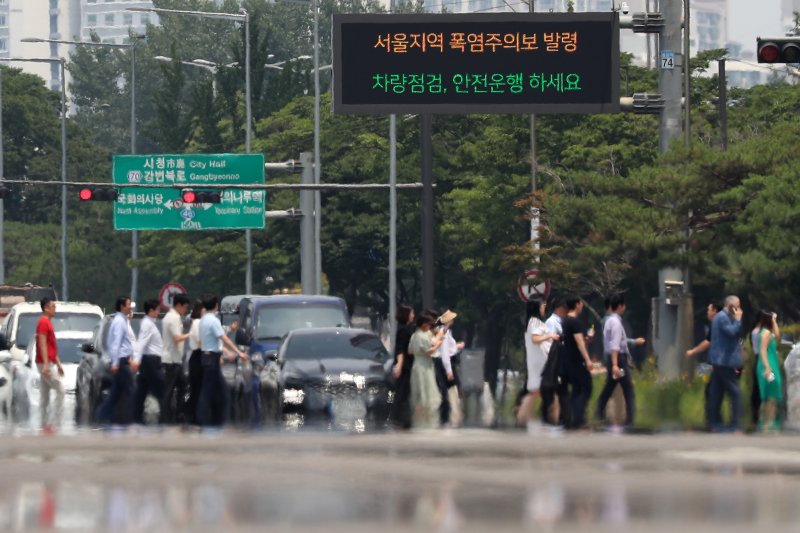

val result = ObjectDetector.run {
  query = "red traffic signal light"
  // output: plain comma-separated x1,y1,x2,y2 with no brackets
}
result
181,189,221,204
757,37,800,63
79,187,118,201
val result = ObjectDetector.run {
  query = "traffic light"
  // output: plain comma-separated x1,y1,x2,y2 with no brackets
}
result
181,189,221,204
757,37,800,63
78,187,118,201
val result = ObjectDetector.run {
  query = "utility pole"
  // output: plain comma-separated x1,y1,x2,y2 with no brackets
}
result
300,152,316,294
652,0,693,380
529,0,538,250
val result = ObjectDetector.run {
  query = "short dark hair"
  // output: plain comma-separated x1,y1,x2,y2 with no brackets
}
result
709,302,723,313
40,297,54,311
565,296,582,311
190,299,204,320
201,293,218,311
115,296,131,312
396,304,413,325
603,297,611,310
609,293,626,311
550,298,567,310
143,299,160,314
415,314,435,329
172,294,190,308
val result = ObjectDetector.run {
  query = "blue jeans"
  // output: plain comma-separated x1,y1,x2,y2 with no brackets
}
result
197,353,228,427
707,366,741,431
95,359,134,425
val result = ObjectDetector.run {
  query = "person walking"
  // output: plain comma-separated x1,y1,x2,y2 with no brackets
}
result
96,296,135,426
35,297,64,432
185,299,205,425
390,305,415,430
597,294,636,430
754,310,783,432
517,298,559,430
133,299,165,425
560,296,594,430
707,295,744,432
438,310,465,428
162,294,191,424
409,314,445,429
685,302,722,361
196,294,248,427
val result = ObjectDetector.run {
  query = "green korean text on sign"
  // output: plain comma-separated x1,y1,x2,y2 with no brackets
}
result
112,154,266,231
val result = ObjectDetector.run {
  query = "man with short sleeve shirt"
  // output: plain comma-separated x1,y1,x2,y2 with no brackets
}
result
133,299,165,424
36,297,64,431
196,294,248,426
560,296,593,429
96,296,135,425
162,294,191,424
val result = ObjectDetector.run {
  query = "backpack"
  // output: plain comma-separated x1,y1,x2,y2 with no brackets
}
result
540,338,563,391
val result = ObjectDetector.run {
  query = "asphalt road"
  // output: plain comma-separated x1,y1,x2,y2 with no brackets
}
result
1,427,800,531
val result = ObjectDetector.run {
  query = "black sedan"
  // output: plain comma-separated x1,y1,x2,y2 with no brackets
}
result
258,328,394,428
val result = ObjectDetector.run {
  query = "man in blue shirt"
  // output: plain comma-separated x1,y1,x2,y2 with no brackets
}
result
196,293,248,427
707,294,744,431
96,296,135,425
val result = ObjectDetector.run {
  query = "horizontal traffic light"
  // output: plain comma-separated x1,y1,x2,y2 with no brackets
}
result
181,189,221,204
757,37,800,63
79,187,118,201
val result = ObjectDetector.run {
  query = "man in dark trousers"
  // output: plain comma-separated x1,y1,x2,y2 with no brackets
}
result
96,296,135,425
162,294,191,424
597,293,636,430
559,296,594,429
133,299,164,425
707,295,744,432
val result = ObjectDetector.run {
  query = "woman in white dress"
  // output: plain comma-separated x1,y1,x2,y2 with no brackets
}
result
409,313,445,429
517,298,560,428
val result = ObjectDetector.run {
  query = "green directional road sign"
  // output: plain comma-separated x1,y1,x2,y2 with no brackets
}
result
112,153,266,231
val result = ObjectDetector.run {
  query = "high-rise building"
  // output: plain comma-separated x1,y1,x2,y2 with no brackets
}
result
2,1,156,93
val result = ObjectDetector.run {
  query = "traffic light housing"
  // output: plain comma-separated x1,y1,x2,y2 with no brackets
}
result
79,187,118,201
181,189,221,204
757,37,800,63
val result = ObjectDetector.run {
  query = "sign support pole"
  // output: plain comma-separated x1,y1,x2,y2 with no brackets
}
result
420,114,434,311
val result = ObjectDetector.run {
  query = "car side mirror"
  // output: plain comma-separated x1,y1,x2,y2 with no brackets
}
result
235,329,250,346
0,335,8,351
81,342,95,353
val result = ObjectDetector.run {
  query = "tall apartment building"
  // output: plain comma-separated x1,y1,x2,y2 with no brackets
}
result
2,0,156,92
782,0,800,33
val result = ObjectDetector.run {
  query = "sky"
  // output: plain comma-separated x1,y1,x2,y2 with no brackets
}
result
728,0,783,46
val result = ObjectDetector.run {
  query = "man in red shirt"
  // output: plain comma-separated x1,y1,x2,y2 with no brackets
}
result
36,297,64,431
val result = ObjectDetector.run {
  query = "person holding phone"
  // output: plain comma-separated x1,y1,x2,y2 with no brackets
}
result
707,295,744,432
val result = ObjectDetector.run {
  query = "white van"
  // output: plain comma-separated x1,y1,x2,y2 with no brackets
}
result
0,301,104,362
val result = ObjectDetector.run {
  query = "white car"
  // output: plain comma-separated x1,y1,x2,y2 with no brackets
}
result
0,301,103,362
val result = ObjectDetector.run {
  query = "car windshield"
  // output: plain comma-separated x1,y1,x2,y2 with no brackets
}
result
17,313,102,349
255,305,348,340
55,338,90,364
284,332,388,361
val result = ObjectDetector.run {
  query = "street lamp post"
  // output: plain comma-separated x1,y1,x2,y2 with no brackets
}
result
0,58,67,299
23,35,144,303
129,6,254,293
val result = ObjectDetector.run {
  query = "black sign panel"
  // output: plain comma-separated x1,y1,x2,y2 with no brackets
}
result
332,13,620,114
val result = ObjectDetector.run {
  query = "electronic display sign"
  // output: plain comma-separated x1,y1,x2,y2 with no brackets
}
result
332,13,620,114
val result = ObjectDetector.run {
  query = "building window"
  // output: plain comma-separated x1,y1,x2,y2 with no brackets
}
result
0,15,6,27
141,14,150,25
124,13,133,26
87,14,97,27
105,14,115,26
0,38,6,52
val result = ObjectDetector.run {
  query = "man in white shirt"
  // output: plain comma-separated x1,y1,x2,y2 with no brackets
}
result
545,299,567,336
133,299,165,425
161,294,191,424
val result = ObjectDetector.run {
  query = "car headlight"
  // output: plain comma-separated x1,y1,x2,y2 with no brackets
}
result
282,388,305,405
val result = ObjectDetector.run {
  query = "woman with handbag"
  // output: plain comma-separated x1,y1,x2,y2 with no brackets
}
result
439,310,465,428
